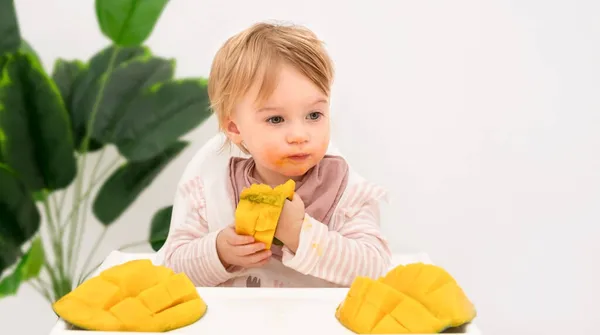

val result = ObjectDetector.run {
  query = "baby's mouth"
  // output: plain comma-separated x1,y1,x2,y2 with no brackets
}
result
286,153,310,161
274,153,312,167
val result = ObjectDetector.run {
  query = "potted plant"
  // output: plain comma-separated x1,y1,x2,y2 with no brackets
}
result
0,0,210,303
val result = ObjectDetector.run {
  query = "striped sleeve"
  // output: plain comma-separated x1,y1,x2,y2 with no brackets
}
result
281,182,392,287
162,176,238,287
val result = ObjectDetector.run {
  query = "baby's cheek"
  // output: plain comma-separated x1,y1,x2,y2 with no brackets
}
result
319,141,329,156
258,148,298,172
263,148,284,166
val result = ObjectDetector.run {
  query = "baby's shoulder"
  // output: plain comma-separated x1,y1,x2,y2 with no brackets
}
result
337,166,389,212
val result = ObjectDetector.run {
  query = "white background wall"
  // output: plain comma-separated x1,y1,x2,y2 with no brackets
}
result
1,0,599,334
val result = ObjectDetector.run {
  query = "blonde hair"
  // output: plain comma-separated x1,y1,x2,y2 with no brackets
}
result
207,21,335,151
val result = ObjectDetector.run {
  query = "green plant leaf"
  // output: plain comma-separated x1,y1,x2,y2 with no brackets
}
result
52,59,87,110
32,189,48,202
19,40,40,64
93,141,188,225
69,45,149,152
0,236,44,298
0,52,77,191
0,237,19,280
95,0,170,46
149,205,172,251
92,55,175,142
0,164,41,277
50,58,94,151
115,78,211,161
0,0,21,55
0,56,6,78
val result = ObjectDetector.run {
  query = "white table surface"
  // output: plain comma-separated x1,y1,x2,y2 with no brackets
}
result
48,251,481,335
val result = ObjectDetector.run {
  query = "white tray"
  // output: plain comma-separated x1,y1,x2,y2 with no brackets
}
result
48,251,482,335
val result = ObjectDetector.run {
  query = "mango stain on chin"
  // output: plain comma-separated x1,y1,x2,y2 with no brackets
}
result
274,157,313,175
275,157,304,166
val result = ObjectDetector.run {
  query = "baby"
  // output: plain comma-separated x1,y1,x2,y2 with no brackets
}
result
160,22,392,288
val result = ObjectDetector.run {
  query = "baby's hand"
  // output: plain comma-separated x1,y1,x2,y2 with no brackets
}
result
216,226,271,269
274,193,305,252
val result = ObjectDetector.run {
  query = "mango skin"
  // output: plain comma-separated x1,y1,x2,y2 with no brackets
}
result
52,259,207,332
235,179,295,249
335,263,477,334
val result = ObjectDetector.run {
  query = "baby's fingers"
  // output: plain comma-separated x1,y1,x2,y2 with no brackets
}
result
242,249,272,267
234,242,266,256
227,231,255,246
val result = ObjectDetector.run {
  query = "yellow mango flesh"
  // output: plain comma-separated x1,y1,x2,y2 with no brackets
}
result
235,179,295,249
52,260,207,332
336,263,476,334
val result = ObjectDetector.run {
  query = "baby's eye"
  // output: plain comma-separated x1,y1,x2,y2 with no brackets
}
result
267,116,284,124
307,111,322,120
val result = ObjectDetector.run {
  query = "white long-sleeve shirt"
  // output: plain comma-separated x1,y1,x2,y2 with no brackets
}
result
161,171,392,288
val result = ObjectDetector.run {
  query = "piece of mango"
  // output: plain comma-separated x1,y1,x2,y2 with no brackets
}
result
235,179,295,249
52,259,207,332
336,263,477,334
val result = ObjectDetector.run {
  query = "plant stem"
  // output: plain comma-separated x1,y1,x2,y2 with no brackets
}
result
66,157,85,274
43,260,61,301
42,199,67,288
34,276,54,300
66,45,120,274
117,240,151,251
57,186,69,220
51,193,61,222
78,261,102,285
76,227,107,285
35,277,53,291
58,155,120,236
28,281,53,304
43,198,59,238
70,147,107,275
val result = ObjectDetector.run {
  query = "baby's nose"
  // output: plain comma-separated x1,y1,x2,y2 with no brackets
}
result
286,126,309,144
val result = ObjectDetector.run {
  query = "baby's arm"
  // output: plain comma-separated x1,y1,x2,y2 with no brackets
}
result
281,183,392,287
162,177,236,287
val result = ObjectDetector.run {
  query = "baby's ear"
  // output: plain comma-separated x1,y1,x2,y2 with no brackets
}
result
224,119,242,144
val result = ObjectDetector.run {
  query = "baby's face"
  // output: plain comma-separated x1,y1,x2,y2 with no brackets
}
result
227,64,330,182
